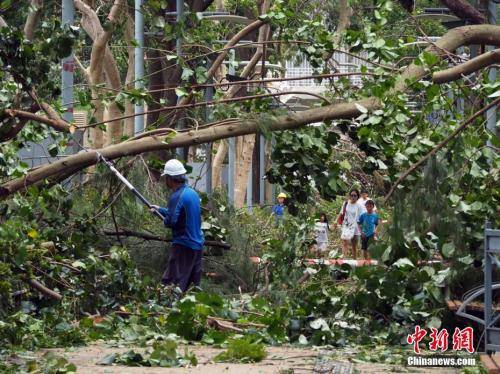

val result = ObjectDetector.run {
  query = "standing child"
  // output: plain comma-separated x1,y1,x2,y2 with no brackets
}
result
314,212,330,255
357,199,379,260
272,193,287,226
358,188,377,212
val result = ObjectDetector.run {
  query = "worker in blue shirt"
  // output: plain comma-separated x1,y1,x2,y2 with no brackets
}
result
151,159,204,292
272,192,287,226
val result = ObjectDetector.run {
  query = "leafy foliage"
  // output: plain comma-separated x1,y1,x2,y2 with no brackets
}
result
98,338,197,368
214,336,267,363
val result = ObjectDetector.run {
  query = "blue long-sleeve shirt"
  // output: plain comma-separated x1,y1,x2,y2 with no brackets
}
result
158,184,204,250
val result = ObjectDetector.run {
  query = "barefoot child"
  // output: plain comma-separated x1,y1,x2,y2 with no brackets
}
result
357,199,379,260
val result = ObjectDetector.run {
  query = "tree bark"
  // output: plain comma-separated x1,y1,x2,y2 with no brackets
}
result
439,0,486,24
397,0,414,12
212,140,227,188
226,1,270,207
124,14,136,137
169,19,268,126
233,134,255,207
75,0,124,145
211,52,264,190
337,0,351,36
1,25,499,197
3,109,70,133
433,48,500,83
24,0,44,41
74,56,104,148
27,278,62,301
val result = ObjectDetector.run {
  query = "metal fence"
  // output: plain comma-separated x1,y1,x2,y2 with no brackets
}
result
283,51,369,88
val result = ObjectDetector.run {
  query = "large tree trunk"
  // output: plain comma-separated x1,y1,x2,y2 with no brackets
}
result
74,0,124,145
337,0,351,36
1,25,499,197
211,40,265,187
233,135,255,208
124,15,136,137
212,140,227,189
232,0,271,207
1,96,379,196
88,71,106,149
439,0,486,24
24,0,44,41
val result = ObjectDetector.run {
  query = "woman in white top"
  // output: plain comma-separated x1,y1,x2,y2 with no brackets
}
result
335,189,365,258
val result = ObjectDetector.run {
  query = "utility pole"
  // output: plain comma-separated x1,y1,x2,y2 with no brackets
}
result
259,135,265,205
487,1,498,145
176,0,186,160
134,0,145,135
61,0,74,140
205,60,213,195
246,158,252,212
227,49,236,204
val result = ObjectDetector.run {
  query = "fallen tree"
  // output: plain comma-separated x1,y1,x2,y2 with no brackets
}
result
1,24,499,198
433,48,500,83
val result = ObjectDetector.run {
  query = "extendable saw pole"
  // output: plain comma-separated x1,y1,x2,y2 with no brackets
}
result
96,153,165,220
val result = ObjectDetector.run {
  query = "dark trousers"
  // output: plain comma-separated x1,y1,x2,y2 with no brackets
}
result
162,244,203,292
361,234,374,251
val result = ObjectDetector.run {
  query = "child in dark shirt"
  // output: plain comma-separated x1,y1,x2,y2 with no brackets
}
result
357,200,379,260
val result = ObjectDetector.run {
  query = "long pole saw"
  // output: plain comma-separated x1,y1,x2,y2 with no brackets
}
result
96,152,165,220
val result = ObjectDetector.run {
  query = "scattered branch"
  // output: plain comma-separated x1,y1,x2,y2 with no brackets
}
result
3,109,70,132
27,278,62,301
102,228,231,249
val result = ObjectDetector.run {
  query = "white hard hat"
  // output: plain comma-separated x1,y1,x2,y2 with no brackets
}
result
161,159,187,176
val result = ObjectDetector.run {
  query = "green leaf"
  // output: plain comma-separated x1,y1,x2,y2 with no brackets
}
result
48,144,58,157
214,337,266,363
441,242,455,258
298,334,308,345
449,193,460,205
71,260,87,269
377,159,388,170
395,113,408,123
458,201,471,213
393,258,414,268
427,316,441,329
339,160,351,170
355,103,368,113
181,68,194,81
175,88,188,98
422,51,439,66
310,318,329,331
97,353,117,365
373,39,385,48
163,131,177,144
153,17,165,28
